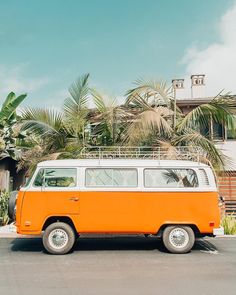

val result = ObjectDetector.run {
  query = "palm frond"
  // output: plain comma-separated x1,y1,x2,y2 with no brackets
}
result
91,89,130,144
20,107,64,138
126,78,172,106
63,74,90,140
125,102,173,144
91,89,110,113
68,73,90,109
172,129,229,171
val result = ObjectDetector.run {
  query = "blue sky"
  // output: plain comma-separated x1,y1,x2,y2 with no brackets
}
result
0,0,235,107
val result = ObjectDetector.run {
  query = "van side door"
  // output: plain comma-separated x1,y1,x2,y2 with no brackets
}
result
20,167,80,232
42,167,80,216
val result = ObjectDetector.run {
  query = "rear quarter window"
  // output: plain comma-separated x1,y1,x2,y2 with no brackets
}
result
144,168,198,188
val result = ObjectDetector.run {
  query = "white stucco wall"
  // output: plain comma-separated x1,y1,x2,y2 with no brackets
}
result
215,141,236,170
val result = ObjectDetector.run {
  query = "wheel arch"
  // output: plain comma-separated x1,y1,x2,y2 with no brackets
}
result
157,223,200,237
42,216,77,234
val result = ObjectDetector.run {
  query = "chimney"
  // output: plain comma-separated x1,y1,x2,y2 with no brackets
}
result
191,74,206,98
172,78,185,99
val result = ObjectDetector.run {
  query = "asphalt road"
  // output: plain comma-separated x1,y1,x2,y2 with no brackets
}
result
0,236,236,295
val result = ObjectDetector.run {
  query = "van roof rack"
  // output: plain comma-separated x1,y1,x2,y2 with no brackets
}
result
80,146,206,162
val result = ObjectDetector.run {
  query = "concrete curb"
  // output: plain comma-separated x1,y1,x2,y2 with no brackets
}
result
214,235,236,238
0,233,26,238
0,232,236,239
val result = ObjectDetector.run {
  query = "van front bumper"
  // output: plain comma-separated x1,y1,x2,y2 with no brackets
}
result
213,227,224,236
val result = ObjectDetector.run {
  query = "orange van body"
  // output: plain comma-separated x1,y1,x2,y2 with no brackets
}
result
16,190,220,235
15,159,221,237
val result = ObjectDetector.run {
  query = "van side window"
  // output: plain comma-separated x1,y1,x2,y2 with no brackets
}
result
86,168,138,187
44,168,77,187
144,169,198,188
33,168,77,187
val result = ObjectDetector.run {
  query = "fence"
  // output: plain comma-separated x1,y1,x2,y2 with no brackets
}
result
218,173,236,216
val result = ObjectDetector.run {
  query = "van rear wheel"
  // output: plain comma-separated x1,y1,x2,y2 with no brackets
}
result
43,222,75,255
162,225,195,254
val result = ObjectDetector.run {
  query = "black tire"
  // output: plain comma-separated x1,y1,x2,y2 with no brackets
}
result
8,191,18,221
42,222,75,255
162,225,195,254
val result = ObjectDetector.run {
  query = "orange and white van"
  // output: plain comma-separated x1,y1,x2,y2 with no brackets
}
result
11,159,223,254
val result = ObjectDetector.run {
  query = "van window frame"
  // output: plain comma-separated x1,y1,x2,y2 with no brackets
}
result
24,164,216,192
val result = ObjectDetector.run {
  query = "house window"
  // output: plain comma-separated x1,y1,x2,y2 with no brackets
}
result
213,122,224,140
227,115,236,139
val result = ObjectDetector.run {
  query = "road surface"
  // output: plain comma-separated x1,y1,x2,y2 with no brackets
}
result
0,236,236,295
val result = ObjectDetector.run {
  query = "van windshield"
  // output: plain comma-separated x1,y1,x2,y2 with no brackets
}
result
21,170,35,188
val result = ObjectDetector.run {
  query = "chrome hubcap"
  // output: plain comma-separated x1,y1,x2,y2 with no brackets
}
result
169,228,189,249
48,229,68,249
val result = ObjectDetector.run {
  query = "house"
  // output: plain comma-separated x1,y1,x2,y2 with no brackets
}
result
0,158,25,191
174,75,236,215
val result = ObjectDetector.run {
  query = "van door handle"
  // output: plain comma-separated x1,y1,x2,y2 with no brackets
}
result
69,197,79,201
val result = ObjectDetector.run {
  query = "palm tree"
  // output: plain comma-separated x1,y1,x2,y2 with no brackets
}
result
17,135,62,175
124,94,173,145
19,74,90,172
18,74,236,173
0,92,27,160
125,78,236,171
63,73,90,146
91,89,131,145
126,78,172,107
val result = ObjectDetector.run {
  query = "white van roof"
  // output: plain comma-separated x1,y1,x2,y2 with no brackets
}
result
38,159,209,168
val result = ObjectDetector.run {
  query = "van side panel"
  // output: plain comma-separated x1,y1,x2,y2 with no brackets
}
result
17,190,219,235
77,191,220,234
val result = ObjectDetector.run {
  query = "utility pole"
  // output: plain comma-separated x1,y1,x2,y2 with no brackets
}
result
173,86,176,128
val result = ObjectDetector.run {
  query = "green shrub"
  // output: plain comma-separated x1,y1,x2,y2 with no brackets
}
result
0,191,9,226
221,215,236,235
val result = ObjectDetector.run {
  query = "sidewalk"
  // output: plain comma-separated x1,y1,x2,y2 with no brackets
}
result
0,224,27,238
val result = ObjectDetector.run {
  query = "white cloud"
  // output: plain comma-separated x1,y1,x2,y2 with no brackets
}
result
182,2,236,97
44,89,69,109
0,64,50,100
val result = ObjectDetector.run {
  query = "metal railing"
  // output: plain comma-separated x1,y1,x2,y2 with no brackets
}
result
80,146,206,162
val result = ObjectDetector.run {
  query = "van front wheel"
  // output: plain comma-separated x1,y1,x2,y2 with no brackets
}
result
43,222,75,255
163,225,195,254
